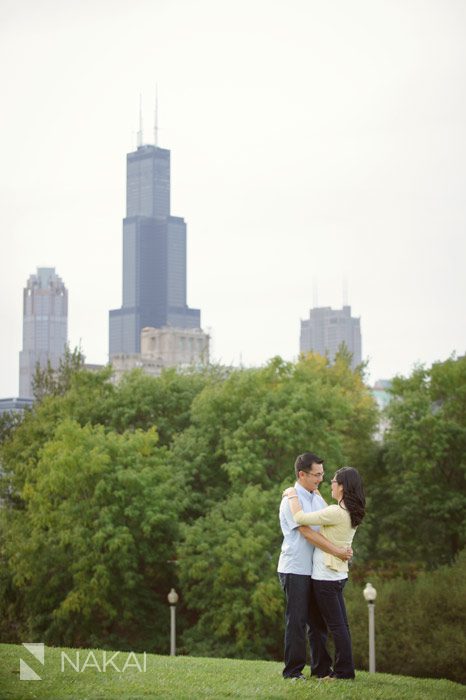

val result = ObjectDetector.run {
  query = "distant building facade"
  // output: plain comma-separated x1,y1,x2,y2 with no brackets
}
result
111,326,209,382
19,267,68,398
371,379,392,411
0,397,34,415
371,379,392,440
300,305,362,370
109,136,201,357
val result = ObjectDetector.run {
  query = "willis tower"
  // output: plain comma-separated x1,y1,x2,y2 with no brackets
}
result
109,105,200,356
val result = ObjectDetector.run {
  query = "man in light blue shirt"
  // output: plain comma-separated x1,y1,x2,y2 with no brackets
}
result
278,452,352,680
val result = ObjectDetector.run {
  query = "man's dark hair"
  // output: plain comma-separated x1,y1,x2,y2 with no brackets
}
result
294,452,324,478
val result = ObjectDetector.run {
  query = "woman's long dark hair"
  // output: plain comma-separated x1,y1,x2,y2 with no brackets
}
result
335,466,366,527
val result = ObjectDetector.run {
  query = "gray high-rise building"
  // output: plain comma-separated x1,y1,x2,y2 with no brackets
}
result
109,138,200,356
300,305,362,370
19,267,68,398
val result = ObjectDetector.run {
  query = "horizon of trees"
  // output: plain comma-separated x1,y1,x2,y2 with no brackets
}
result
0,349,464,679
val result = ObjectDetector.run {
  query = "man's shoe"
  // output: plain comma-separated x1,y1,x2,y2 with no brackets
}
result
284,674,307,681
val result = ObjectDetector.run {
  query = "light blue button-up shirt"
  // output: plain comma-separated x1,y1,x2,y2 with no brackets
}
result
277,481,326,576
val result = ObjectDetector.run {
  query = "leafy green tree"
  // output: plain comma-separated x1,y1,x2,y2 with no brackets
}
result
2,419,179,650
0,361,215,649
0,368,117,512
173,354,377,510
371,355,466,566
104,367,213,445
178,486,283,659
0,359,210,505
0,410,24,446
0,358,218,649
32,346,86,401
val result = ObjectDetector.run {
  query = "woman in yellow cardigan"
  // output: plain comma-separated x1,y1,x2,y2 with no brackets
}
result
283,466,365,680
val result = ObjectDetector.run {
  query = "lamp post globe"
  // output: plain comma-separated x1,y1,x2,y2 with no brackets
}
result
363,583,376,673
168,588,179,606
167,588,179,656
363,582,377,603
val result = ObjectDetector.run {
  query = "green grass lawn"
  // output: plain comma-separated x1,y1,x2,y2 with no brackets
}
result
1,643,465,700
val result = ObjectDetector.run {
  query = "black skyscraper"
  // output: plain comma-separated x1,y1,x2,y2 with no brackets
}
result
109,141,200,355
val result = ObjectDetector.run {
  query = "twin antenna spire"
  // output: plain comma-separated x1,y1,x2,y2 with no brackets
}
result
311,277,350,309
137,88,159,148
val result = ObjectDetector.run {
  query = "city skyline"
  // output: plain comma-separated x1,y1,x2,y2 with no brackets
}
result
1,1,465,398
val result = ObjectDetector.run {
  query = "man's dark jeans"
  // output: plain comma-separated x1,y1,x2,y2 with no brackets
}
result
278,573,332,678
312,578,355,679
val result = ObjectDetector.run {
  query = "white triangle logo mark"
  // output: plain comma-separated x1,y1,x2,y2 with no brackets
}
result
20,642,45,681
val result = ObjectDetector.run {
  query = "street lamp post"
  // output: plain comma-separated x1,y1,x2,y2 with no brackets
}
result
167,588,179,656
363,583,377,673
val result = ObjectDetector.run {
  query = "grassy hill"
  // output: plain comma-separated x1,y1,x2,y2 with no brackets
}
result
1,643,465,699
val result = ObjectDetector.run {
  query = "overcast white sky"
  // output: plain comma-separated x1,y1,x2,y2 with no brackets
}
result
1,0,465,397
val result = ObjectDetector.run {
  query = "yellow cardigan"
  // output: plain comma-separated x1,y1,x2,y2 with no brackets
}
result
293,504,356,573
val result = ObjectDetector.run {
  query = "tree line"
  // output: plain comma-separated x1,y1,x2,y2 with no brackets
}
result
0,350,465,680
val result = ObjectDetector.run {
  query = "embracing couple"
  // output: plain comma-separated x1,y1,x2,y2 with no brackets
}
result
278,451,365,681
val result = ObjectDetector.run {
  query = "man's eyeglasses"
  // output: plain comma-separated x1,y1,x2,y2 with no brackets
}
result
304,470,324,479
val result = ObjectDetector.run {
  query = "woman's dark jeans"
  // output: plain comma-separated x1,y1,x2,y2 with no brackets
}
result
312,578,355,679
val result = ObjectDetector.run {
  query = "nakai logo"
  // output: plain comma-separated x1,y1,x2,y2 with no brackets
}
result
20,642,45,681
